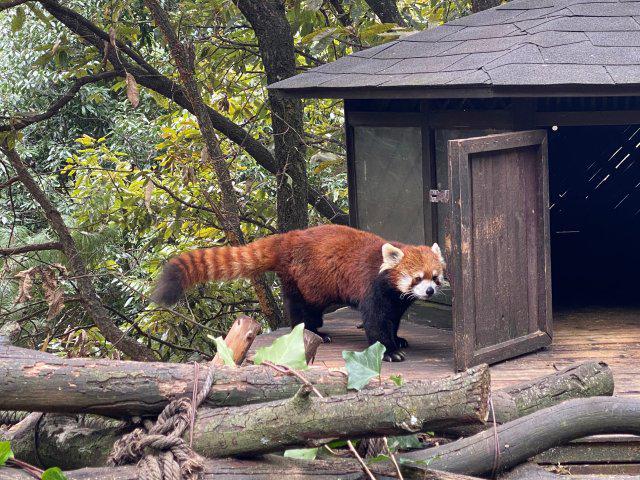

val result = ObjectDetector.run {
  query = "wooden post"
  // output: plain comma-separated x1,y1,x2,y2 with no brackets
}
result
213,315,261,366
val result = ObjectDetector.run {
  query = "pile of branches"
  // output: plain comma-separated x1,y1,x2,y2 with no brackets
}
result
0,315,636,480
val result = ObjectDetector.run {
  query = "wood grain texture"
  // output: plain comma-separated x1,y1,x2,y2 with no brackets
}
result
251,306,640,397
446,130,552,370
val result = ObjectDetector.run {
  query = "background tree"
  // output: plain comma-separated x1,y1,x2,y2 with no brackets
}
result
0,0,472,360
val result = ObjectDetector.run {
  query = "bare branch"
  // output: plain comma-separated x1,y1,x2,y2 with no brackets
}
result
36,0,348,225
0,176,19,189
0,71,119,132
0,144,157,361
0,241,63,256
0,0,29,11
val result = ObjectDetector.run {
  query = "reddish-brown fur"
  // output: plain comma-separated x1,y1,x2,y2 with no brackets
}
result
155,225,443,307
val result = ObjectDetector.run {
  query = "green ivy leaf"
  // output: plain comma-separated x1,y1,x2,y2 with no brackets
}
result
283,447,318,460
388,434,423,451
389,374,404,386
342,342,385,391
211,336,236,367
254,323,308,370
0,441,13,466
42,467,68,480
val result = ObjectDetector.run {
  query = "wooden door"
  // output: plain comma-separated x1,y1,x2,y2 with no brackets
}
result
448,130,552,370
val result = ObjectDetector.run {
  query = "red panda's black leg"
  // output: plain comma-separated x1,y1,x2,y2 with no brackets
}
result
281,278,331,343
360,299,404,362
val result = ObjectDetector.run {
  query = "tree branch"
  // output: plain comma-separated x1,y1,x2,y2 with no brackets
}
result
0,242,63,256
0,144,156,361
364,0,406,26
37,0,348,225
0,0,28,11
0,72,119,132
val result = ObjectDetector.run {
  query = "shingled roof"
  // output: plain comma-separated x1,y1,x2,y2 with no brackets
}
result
269,0,640,98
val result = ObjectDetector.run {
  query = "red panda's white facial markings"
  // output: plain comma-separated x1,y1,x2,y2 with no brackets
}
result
384,244,445,300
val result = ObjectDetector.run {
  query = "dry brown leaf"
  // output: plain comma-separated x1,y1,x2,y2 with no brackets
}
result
41,267,65,320
125,72,140,108
144,180,153,212
13,267,36,305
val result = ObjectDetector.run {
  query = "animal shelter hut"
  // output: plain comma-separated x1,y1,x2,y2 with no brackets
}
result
268,0,640,389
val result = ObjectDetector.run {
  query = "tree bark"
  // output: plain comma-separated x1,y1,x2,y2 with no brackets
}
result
182,364,490,457
364,0,406,26
0,145,156,362
37,0,348,225
140,0,284,328
401,397,640,477
499,463,640,480
0,343,378,415
2,366,489,465
234,0,309,232
0,457,481,480
441,361,614,437
213,315,261,366
471,0,501,13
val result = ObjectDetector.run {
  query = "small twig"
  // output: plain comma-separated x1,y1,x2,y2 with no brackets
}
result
262,361,377,480
383,436,404,480
6,458,43,479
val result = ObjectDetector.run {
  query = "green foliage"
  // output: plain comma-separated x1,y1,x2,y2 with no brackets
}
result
389,374,404,386
283,447,319,460
388,434,423,451
254,323,308,370
42,467,68,480
0,441,13,465
342,342,386,391
0,0,470,359
211,336,236,366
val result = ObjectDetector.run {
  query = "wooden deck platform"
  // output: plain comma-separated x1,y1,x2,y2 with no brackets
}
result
251,306,640,396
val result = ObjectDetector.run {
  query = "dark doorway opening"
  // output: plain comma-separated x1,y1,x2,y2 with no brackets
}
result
548,125,640,308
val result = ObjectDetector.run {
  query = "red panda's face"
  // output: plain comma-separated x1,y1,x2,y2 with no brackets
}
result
380,243,446,300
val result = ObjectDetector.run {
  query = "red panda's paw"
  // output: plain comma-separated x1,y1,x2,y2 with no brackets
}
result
383,351,406,362
316,331,332,343
396,337,409,349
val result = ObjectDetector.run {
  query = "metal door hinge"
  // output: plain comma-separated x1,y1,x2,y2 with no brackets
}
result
429,189,450,203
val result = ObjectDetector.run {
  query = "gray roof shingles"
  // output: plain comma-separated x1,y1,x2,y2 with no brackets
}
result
269,0,640,95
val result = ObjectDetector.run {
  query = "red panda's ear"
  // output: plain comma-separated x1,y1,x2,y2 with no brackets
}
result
380,243,404,272
431,243,445,264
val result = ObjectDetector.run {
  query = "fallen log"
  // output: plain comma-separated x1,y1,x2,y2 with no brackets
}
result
442,361,614,437
0,344,351,416
0,457,481,480
3,366,489,468
191,364,489,457
400,397,640,478
499,462,640,480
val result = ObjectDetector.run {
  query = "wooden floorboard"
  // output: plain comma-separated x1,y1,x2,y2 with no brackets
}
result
250,306,640,396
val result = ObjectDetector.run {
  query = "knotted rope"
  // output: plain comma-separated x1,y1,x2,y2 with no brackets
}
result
108,361,217,480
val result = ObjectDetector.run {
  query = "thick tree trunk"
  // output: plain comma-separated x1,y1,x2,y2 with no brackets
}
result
499,463,639,480
37,0,348,225
0,458,481,480
0,145,156,362
0,344,362,415
401,397,640,478
190,364,489,457
442,361,614,437
472,0,501,13
141,0,283,328
235,0,309,233
364,0,406,25
2,366,489,467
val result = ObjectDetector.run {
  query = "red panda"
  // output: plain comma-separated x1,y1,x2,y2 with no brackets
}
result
152,224,445,362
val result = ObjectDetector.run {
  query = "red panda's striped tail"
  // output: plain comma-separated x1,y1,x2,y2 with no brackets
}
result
151,235,281,306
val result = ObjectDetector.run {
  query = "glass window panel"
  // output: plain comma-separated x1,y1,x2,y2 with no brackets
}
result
353,126,425,245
